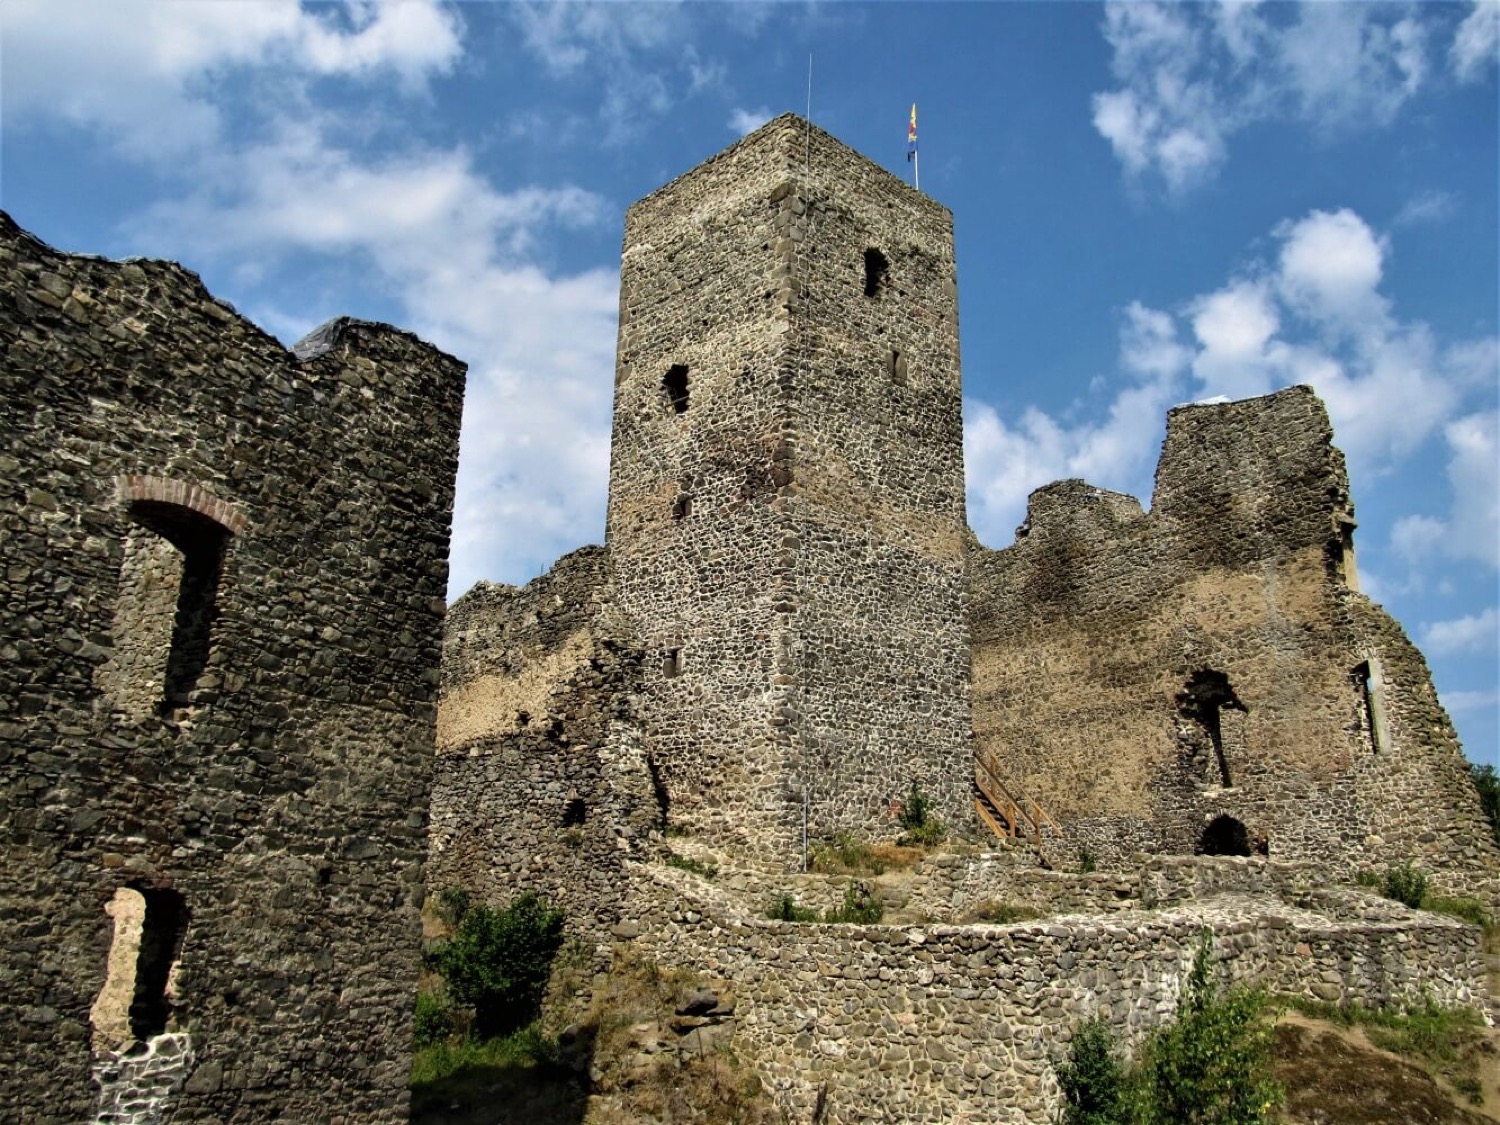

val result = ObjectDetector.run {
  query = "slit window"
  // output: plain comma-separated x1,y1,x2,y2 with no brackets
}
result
889,349,908,385
1353,659,1387,753
91,886,189,1049
672,494,693,520
863,248,889,297
663,365,690,414
662,647,682,678
104,501,229,720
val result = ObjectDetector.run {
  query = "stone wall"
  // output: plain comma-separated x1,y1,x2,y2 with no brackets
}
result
0,213,464,1122
619,862,1485,1125
969,385,1499,888
605,113,973,869
428,548,661,939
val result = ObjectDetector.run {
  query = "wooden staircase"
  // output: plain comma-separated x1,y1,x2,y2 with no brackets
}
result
974,747,1062,847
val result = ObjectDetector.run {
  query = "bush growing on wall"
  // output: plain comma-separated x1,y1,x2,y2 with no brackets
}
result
1055,931,1280,1125
425,890,565,1039
897,780,946,846
1471,764,1500,846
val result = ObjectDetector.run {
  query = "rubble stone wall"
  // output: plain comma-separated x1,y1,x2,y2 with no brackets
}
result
0,212,464,1123
605,114,973,870
968,386,1498,886
622,863,1485,1125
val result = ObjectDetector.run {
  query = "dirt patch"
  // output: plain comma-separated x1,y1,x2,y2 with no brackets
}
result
1274,1015,1500,1124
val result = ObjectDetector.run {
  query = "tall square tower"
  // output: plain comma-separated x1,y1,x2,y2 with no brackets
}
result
607,115,973,866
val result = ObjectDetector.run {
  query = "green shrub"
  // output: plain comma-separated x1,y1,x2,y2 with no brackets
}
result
413,990,456,1048
896,781,947,847
1382,861,1429,909
824,883,884,924
1471,763,1500,846
1425,894,1492,931
1133,932,1280,1125
1078,847,1097,875
767,894,817,923
810,831,885,875
424,891,565,1039
1057,1018,1130,1125
664,851,717,879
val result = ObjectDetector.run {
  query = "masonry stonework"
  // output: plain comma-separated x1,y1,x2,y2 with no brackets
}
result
0,213,464,1122
606,114,973,867
968,385,1499,892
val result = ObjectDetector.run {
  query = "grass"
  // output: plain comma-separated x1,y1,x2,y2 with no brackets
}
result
767,885,884,924
1356,864,1493,934
964,899,1045,924
664,851,718,879
1283,995,1488,1104
808,831,925,875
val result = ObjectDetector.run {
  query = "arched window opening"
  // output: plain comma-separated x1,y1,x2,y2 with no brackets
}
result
562,796,587,827
662,647,683,678
663,365,690,415
106,501,228,720
863,248,889,297
91,886,190,1049
1198,815,1252,857
1175,669,1247,788
672,493,694,520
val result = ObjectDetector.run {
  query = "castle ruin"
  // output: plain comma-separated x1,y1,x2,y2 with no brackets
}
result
0,213,465,1122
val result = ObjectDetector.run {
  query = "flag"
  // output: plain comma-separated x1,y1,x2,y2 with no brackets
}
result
907,103,918,162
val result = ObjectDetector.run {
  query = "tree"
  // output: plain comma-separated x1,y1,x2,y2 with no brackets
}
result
425,891,565,1039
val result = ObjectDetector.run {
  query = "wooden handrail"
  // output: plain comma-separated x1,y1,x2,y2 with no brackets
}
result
974,748,1062,844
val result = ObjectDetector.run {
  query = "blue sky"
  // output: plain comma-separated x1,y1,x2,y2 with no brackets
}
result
3,1,1496,764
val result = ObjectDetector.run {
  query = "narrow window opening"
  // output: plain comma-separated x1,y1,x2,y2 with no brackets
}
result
1335,514,1359,591
646,756,671,827
672,494,693,520
105,501,228,720
889,349,908,386
863,248,889,297
91,886,189,1050
662,647,682,678
1352,659,1387,753
1175,669,1247,789
562,796,587,827
663,365,690,414
1198,815,1252,857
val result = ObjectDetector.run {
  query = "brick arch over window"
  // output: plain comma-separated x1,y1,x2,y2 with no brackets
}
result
101,476,245,719
117,475,248,535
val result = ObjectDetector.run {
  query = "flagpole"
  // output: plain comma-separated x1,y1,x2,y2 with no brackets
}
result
914,149,920,192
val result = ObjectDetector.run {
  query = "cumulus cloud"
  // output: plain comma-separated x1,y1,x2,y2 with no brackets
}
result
965,207,1497,570
729,107,774,136
0,0,463,155
1452,0,1500,82
1092,1,1453,192
1422,607,1500,655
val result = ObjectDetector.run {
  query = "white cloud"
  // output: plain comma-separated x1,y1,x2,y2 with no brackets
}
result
1452,0,1500,82
0,0,462,155
1394,189,1458,228
1422,607,1500,655
1092,1,1447,192
967,206,1496,570
729,107,774,136
1440,688,1500,715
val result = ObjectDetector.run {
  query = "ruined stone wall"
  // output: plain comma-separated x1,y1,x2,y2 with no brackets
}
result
969,385,1499,886
620,862,1485,1125
0,213,464,1122
606,114,972,869
428,548,660,940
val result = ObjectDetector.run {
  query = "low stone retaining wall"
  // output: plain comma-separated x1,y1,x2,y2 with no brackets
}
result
618,863,1485,1125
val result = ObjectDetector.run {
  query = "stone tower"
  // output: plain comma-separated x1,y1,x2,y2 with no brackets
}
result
606,114,973,866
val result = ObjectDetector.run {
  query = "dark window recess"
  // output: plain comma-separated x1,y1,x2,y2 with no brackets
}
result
1198,815,1252,857
663,365,690,414
1352,660,1386,752
672,494,693,520
662,647,682,678
129,888,189,1039
1176,669,1247,788
864,248,890,297
647,756,671,825
562,797,587,827
116,501,229,720
889,349,908,385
